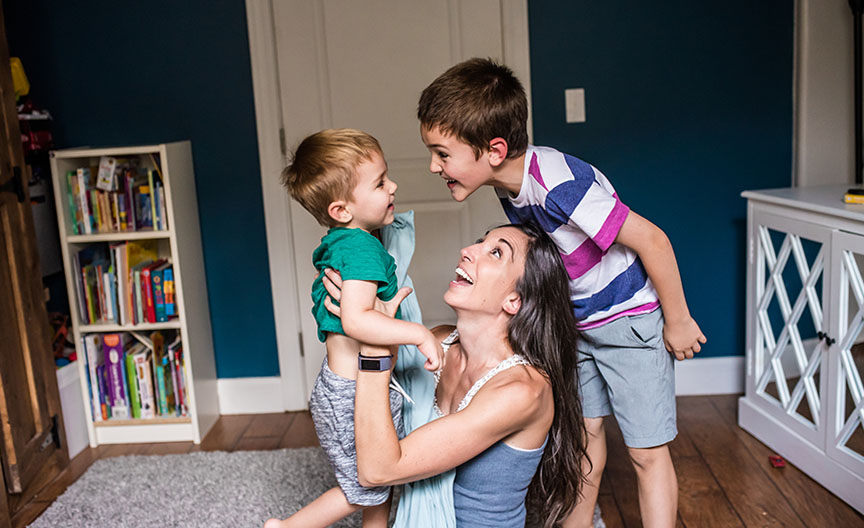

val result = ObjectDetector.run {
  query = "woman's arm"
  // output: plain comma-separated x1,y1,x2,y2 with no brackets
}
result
354,344,544,486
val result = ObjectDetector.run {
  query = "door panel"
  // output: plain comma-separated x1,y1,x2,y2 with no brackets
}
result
272,0,509,395
826,230,864,481
0,0,68,503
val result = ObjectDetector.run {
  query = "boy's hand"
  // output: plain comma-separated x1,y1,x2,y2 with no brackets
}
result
663,317,707,361
417,330,444,372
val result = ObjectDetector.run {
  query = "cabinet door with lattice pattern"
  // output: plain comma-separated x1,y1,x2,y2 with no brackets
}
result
748,211,829,447
826,230,864,481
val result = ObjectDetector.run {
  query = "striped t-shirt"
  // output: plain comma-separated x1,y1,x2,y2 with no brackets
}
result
496,145,659,329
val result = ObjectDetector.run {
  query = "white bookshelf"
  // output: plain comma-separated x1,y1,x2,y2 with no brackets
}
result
50,142,219,445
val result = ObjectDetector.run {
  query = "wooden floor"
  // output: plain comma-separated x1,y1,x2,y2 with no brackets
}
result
11,395,864,527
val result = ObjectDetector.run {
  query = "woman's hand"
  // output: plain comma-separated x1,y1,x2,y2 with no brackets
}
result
322,268,412,318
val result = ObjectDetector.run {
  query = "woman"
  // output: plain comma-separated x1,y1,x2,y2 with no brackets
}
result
328,223,588,527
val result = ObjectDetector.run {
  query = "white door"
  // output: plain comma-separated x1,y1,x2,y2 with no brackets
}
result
255,0,531,404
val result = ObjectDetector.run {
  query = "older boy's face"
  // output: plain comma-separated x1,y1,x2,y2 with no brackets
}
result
421,126,492,202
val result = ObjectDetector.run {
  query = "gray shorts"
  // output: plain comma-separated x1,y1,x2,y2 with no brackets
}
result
309,357,404,506
577,309,676,448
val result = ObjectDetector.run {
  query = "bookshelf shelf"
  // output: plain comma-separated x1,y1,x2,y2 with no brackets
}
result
67,230,171,243
79,321,183,332
93,416,191,427
51,142,219,446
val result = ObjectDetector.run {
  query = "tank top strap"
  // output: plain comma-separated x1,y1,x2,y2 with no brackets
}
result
456,354,529,412
433,329,460,387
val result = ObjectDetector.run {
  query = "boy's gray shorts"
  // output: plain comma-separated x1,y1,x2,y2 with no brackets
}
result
309,357,404,506
577,309,677,448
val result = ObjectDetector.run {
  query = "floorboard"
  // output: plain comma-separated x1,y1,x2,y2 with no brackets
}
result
13,399,864,527
678,396,805,527
711,395,864,528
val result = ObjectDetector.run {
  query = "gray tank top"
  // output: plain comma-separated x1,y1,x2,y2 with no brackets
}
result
433,330,546,527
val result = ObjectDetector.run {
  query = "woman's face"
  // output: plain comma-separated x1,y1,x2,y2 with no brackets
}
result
444,226,529,314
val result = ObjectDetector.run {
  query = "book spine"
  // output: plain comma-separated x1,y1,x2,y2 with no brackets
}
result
85,335,102,421
76,169,92,234
102,333,129,419
158,184,167,230
125,172,137,231
149,170,158,229
143,267,156,323
66,171,79,235
175,347,187,416
125,352,141,419
152,270,166,322
134,270,144,324
155,359,168,416
97,364,109,420
164,268,175,317
134,352,156,419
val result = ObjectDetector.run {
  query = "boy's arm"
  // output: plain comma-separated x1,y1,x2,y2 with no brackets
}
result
340,279,441,370
615,211,706,360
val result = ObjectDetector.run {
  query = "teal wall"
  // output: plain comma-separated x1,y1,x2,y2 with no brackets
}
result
527,1,794,357
6,0,794,376
4,1,279,377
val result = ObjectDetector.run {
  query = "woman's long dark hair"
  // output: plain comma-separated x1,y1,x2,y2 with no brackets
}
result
504,223,589,527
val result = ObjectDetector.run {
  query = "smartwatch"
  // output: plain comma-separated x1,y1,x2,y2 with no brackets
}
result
358,353,393,371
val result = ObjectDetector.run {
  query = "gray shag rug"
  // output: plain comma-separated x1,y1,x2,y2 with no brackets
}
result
30,447,605,527
30,448,359,528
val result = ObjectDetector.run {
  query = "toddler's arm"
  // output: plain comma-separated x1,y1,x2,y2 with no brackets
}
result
616,211,706,360
340,278,441,370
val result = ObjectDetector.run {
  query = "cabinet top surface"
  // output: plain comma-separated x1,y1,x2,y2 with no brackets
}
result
742,184,864,222
50,141,189,159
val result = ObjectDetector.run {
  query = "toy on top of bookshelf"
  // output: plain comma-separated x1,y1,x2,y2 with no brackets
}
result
65,154,168,235
81,330,188,422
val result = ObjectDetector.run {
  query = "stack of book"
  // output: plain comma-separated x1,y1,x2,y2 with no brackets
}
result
83,331,188,421
74,241,176,325
65,155,168,235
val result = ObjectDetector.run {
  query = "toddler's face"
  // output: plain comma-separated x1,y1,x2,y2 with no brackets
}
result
345,150,397,231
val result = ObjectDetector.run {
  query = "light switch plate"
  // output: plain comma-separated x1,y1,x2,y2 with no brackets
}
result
565,88,586,123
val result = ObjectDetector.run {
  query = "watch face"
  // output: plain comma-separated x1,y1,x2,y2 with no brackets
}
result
360,358,382,371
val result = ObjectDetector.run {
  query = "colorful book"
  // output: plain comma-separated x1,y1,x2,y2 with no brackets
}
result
96,156,116,192
164,267,175,317
97,364,109,420
103,333,129,419
76,168,93,234
125,344,142,419
141,259,166,323
151,263,169,322
83,334,103,421
151,332,166,415
133,348,156,419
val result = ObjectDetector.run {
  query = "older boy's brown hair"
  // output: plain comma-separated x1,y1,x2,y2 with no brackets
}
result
281,129,382,227
418,57,528,159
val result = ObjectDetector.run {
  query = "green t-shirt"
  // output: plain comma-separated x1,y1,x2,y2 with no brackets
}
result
310,227,400,342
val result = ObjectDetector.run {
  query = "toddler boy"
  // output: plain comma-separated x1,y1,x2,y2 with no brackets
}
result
265,129,441,528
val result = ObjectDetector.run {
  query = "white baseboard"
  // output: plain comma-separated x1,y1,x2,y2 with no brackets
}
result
215,356,744,415
675,356,744,395
217,377,300,414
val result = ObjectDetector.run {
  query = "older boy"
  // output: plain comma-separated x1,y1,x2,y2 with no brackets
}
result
418,59,706,528
265,129,441,528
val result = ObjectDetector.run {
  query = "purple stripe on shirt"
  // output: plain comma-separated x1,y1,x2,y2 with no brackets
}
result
560,239,605,279
577,302,661,330
593,195,629,250
528,152,547,190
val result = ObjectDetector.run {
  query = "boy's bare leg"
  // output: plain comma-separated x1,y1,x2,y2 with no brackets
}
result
361,493,391,527
562,417,607,528
263,486,360,528
629,444,677,528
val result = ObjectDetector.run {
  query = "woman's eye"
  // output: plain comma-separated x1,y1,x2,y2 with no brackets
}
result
491,248,501,258
438,152,449,160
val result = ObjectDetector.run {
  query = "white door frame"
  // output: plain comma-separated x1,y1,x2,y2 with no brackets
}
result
245,0,532,410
